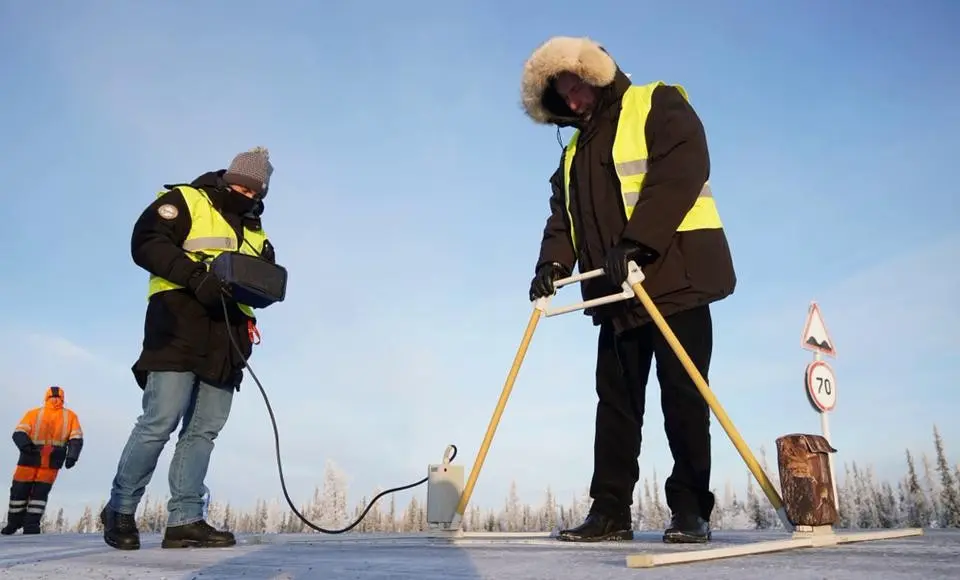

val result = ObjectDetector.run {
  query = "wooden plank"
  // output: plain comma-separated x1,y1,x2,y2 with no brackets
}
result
835,528,924,543
625,528,925,568
421,528,465,540
460,531,551,538
625,537,814,568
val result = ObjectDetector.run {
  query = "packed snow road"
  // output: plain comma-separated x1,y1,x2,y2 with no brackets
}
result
0,529,957,579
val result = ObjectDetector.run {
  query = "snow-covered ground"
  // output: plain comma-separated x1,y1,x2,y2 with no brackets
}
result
0,528,958,579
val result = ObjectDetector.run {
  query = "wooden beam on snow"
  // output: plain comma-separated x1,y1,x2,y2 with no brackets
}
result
625,527,924,569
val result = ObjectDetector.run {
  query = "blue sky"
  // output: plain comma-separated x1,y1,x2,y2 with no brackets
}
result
1,0,958,524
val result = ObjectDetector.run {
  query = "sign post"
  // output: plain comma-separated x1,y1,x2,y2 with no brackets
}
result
801,301,838,513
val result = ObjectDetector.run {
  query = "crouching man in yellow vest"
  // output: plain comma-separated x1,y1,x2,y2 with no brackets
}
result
101,147,279,551
522,37,737,544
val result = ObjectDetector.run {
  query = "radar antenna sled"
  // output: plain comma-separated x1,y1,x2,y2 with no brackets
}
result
427,261,923,568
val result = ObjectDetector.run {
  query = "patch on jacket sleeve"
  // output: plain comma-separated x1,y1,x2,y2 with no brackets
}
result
157,204,179,220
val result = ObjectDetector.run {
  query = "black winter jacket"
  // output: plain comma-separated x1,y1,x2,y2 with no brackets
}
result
130,170,276,390
522,39,736,334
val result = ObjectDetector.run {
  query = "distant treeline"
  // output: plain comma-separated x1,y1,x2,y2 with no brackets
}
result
37,425,960,534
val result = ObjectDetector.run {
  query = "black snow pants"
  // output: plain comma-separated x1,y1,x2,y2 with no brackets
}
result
2,477,54,534
588,304,716,523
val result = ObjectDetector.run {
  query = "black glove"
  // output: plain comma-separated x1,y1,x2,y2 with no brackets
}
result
18,442,40,455
603,240,658,287
65,457,76,469
188,269,230,309
529,262,571,301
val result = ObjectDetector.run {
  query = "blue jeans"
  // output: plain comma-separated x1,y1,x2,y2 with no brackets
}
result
108,371,234,527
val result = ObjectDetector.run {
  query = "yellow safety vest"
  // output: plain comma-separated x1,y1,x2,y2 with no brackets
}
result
147,185,269,318
562,81,724,254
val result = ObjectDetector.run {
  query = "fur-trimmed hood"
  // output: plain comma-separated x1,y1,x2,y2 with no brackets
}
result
520,36,621,125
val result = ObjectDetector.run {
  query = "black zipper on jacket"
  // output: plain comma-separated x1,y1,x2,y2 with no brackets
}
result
569,124,615,272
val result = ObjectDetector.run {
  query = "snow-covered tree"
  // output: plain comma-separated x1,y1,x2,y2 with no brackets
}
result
501,481,522,531
320,460,350,530
466,505,482,532
137,494,151,530
153,499,167,532
933,425,960,527
364,487,384,532
94,501,105,532
75,505,92,533
254,499,268,533
708,487,724,530
854,463,881,528
403,496,421,532
922,454,941,526
541,486,558,533
387,495,397,533
207,500,224,530
875,481,900,528
222,503,234,531
746,472,772,529
756,447,781,528
837,464,855,528
902,450,932,528
710,479,739,530
954,464,960,502
643,471,668,529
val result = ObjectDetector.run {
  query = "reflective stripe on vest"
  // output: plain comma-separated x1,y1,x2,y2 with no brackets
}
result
562,81,724,255
27,408,71,446
147,185,268,318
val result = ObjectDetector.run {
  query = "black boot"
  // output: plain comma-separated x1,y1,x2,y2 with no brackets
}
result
21,510,44,535
101,506,140,550
162,520,236,549
2,511,24,535
663,513,711,544
557,512,633,542
0,523,18,535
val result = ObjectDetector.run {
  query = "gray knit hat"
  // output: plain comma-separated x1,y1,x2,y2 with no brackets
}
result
223,146,274,197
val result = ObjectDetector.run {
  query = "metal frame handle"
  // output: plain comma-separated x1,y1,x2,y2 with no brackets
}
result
552,267,605,289
534,261,646,317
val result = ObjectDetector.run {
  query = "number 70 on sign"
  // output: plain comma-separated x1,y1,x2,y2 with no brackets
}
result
805,360,837,413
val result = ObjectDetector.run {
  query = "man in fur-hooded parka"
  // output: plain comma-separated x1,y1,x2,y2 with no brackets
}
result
523,36,736,544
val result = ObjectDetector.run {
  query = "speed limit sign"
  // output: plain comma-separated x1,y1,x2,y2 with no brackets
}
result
805,360,837,412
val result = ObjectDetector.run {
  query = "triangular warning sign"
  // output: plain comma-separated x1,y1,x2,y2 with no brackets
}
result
801,302,836,358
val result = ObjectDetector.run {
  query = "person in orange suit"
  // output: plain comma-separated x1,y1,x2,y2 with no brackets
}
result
1,386,83,535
